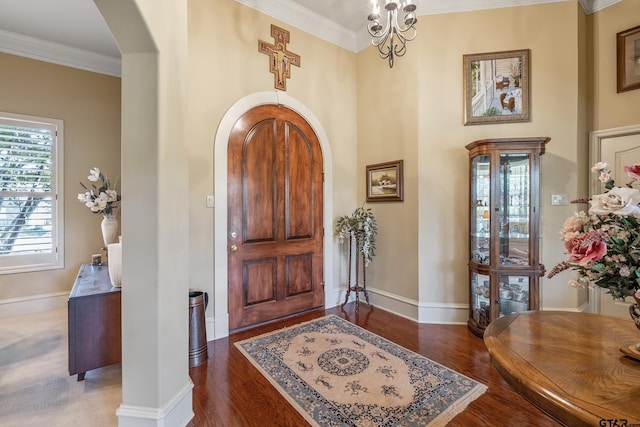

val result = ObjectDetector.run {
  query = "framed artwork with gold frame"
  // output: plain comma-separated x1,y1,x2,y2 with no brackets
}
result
463,49,530,125
366,160,403,202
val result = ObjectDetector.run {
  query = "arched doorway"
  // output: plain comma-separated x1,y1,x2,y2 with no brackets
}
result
213,91,334,338
227,104,324,330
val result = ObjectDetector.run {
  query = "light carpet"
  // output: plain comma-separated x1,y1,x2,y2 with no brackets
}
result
235,314,487,426
0,308,121,427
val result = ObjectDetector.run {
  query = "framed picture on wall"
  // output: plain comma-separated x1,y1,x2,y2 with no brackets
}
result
463,49,530,125
366,160,403,202
617,25,640,93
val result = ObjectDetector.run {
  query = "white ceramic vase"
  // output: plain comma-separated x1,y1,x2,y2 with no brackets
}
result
101,212,119,248
107,242,122,287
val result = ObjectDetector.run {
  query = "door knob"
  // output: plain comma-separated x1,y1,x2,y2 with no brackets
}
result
229,231,237,238
230,245,238,252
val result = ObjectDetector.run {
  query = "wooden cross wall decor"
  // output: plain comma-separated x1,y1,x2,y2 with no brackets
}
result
258,24,300,91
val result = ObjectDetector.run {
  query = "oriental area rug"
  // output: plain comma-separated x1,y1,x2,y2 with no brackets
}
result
235,315,487,426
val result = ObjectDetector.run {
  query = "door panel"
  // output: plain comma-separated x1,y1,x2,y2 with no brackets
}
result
286,124,313,239
244,120,276,243
228,105,324,330
286,253,313,296
245,259,276,305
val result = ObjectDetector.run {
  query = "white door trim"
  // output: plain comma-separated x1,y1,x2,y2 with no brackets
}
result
212,91,334,339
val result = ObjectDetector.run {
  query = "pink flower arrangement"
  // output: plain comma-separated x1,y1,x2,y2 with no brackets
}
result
564,231,607,266
548,162,640,300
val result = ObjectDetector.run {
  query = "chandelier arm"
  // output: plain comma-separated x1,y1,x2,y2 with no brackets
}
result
394,36,407,57
372,30,392,59
388,31,395,67
392,27,416,57
398,11,417,32
368,14,391,41
397,25,417,42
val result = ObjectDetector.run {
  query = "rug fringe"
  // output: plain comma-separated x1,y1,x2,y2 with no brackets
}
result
428,383,488,426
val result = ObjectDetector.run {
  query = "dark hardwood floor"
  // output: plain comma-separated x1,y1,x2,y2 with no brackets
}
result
188,303,561,426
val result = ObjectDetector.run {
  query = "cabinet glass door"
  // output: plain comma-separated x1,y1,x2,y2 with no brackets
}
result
471,155,490,265
471,271,491,328
498,275,530,317
498,154,530,266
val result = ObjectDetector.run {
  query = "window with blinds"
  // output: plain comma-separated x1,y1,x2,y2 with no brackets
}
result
0,113,64,274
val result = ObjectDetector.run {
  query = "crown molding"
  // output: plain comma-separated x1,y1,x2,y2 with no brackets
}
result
416,0,570,15
234,0,358,52
355,0,574,52
0,0,622,73
579,0,622,14
238,0,621,53
0,29,120,77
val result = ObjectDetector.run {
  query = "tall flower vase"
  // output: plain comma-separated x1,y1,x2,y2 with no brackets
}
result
101,212,119,248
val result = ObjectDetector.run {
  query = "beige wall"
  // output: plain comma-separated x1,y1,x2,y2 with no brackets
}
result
0,53,121,303
356,42,420,303
358,1,585,316
589,0,640,130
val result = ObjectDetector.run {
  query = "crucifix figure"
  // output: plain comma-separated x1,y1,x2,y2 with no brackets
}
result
258,25,300,91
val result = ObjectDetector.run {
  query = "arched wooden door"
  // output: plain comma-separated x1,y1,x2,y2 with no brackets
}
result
228,105,324,330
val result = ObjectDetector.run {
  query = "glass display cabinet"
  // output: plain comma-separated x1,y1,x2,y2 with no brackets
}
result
466,137,550,337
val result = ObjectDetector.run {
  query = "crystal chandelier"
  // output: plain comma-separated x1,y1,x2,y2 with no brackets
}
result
367,0,418,68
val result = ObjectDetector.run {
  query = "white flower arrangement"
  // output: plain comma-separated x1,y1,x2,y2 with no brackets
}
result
336,205,378,266
77,167,121,215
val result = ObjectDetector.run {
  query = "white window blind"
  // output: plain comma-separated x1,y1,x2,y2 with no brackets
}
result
0,113,64,274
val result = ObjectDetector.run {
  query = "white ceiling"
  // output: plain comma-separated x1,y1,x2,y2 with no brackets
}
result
0,0,618,77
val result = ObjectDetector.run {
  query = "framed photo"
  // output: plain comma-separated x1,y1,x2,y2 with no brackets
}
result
366,160,403,202
617,25,640,93
463,49,530,125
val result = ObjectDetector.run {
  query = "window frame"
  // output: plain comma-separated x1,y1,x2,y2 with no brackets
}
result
0,112,64,274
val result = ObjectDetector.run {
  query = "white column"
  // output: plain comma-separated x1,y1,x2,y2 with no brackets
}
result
93,1,192,425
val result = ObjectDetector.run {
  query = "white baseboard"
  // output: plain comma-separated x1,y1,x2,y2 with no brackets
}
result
116,380,194,427
418,301,469,325
205,287,476,340
208,312,229,340
0,291,68,317
340,286,469,325
365,287,420,321
325,286,344,309
542,303,590,313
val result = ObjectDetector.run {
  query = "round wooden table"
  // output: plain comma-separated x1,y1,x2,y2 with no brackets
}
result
484,311,640,427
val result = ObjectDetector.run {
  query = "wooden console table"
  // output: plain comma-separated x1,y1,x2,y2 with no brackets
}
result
484,311,640,426
68,263,121,380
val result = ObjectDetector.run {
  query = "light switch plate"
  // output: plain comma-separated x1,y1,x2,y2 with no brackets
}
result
206,195,214,208
551,194,569,206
